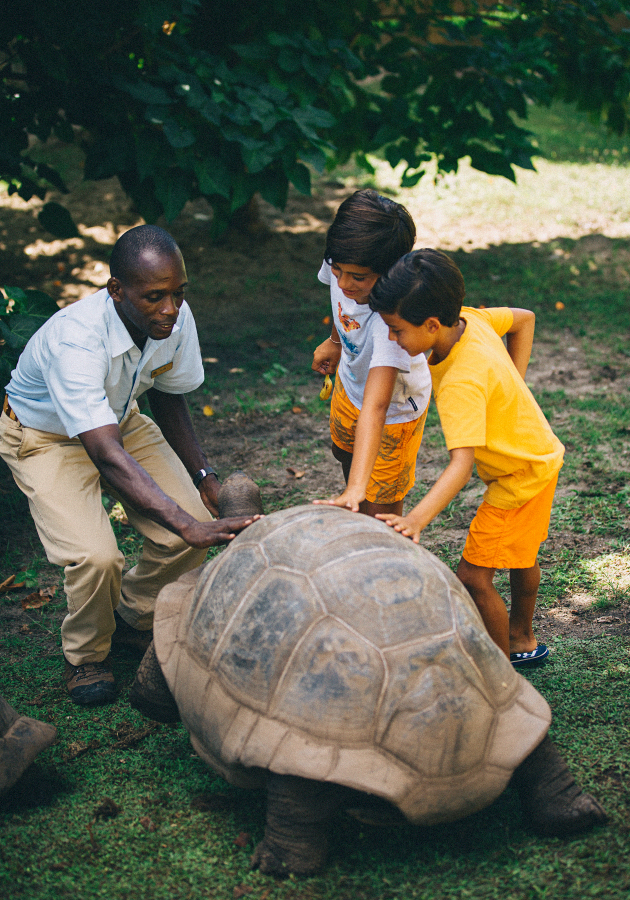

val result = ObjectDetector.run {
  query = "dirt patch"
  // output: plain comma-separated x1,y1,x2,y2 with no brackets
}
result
1,176,629,650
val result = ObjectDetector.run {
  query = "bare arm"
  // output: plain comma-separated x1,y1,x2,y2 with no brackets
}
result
315,366,398,512
79,423,254,549
312,323,342,375
147,388,220,516
506,308,535,380
376,446,475,542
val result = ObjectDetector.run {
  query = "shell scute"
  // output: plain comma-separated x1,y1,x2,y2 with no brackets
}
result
215,569,322,710
268,617,384,742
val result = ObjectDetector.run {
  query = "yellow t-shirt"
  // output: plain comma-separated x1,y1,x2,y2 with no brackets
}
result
429,307,564,509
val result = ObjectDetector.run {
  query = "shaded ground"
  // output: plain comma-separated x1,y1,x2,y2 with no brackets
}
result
1,174,629,652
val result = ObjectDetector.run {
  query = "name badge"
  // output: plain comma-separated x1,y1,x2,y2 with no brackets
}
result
150,361,173,378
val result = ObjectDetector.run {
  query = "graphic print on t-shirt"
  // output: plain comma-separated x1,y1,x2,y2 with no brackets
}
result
338,302,361,332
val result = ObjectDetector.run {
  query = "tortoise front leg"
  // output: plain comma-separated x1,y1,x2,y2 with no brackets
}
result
129,641,180,723
251,773,344,877
512,735,607,836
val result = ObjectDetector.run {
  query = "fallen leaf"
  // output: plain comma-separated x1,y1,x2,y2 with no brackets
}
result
234,832,251,848
595,615,621,624
109,502,129,525
478,304,486,309
66,739,100,760
555,301,565,310
229,368,244,374
139,816,156,832
291,406,302,414
19,624,31,634
233,886,253,898
202,357,218,363
286,467,306,479
203,405,214,416
305,333,314,341
0,574,26,592
20,587,54,610
322,315,331,325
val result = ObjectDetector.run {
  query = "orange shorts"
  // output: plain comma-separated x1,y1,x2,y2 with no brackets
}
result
330,375,427,504
463,473,559,570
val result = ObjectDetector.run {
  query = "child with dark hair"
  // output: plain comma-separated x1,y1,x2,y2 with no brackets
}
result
370,249,564,667
312,190,432,518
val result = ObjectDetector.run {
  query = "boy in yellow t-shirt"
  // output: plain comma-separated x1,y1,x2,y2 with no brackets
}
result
369,249,564,667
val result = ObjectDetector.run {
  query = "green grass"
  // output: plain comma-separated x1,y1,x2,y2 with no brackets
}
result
2,100,630,898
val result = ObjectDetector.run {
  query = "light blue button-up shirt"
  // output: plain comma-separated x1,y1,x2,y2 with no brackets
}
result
5,288,204,438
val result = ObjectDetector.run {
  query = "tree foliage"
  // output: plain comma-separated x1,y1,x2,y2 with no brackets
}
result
3,1,630,235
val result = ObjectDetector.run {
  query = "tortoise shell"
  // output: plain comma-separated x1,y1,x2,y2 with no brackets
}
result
154,505,550,825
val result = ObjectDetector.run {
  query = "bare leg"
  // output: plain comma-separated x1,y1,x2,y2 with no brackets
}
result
330,444,403,518
509,562,540,654
251,773,344,876
331,442,352,483
456,558,509,657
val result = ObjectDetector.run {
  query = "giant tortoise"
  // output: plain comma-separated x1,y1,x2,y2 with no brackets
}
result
130,474,606,875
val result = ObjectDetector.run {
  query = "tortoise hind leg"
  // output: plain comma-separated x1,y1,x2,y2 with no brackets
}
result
512,735,607,836
251,773,344,877
129,641,180,723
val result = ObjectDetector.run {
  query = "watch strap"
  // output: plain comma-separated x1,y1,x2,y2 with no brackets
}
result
192,466,217,488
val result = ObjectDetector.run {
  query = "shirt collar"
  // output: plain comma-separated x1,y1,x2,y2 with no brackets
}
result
104,292,183,358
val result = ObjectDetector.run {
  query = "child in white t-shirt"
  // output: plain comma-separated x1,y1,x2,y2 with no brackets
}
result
312,190,431,518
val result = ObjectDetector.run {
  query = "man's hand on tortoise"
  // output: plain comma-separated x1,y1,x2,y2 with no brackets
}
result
182,515,262,548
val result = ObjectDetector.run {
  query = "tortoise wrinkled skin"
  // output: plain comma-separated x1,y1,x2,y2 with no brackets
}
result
1,694,57,795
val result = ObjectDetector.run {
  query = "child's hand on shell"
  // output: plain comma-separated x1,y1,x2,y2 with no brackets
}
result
376,512,423,543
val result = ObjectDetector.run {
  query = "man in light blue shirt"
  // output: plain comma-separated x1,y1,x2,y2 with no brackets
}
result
0,225,255,705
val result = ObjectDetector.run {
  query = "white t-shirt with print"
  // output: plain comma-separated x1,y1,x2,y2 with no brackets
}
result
318,261,431,424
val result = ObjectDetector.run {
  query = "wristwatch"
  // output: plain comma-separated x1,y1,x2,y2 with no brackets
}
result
192,466,218,488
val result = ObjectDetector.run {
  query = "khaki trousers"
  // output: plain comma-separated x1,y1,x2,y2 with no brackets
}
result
0,407,211,665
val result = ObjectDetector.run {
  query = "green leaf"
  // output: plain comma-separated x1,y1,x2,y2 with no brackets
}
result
0,318,23,349
286,162,311,195
5,314,48,347
400,168,425,188
162,121,196,149
194,157,231,199
299,145,327,173
35,163,68,193
121,80,173,105
153,169,192,221
258,169,288,209
468,147,516,181
3,287,28,309
37,203,80,239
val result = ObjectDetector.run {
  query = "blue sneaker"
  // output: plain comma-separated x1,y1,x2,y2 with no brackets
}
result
510,644,549,668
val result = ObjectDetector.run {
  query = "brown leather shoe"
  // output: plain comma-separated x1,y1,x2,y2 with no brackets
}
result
64,656,116,706
111,610,153,656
